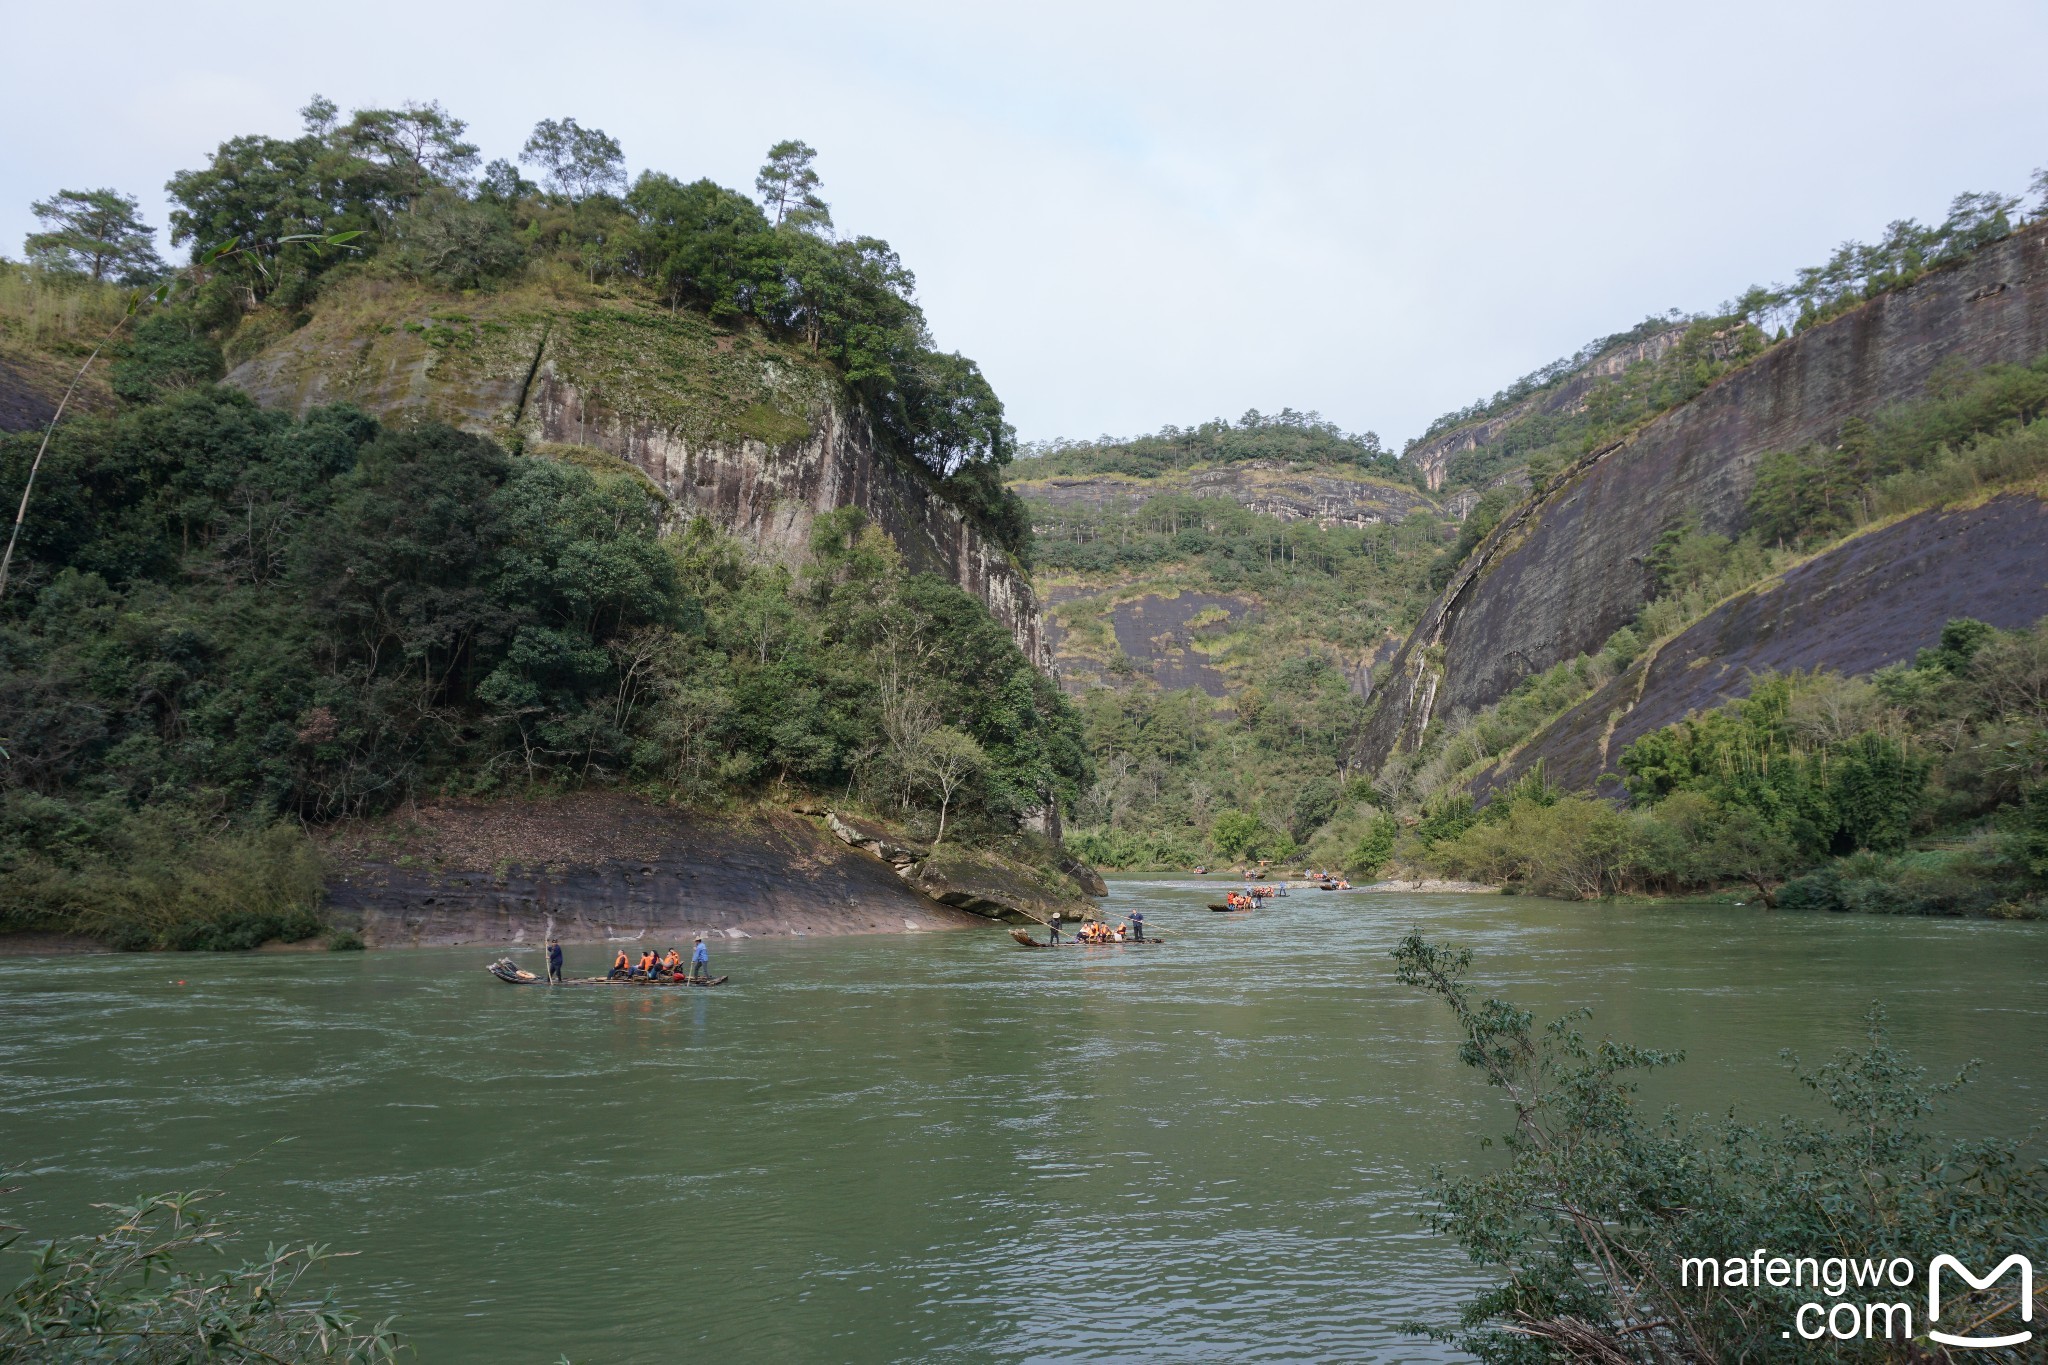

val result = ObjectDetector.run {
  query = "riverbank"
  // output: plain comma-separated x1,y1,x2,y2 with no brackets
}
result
319,793,991,947
0,932,107,957
1357,877,1503,894
0,794,1100,955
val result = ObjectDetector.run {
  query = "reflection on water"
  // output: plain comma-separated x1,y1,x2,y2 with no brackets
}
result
3,882,2044,1362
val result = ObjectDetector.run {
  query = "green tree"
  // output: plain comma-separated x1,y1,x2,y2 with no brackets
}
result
1211,808,1289,862
626,173,772,318
393,189,524,289
338,99,480,203
24,189,166,283
1690,803,1799,907
165,132,376,311
913,726,986,844
1348,810,1400,877
520,117,625,201
755,139,830,231
108,307,224,404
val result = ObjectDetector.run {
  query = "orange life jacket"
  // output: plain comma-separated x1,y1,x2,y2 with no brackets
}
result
614,951,629,969
665,950,681,970
639,952,655,971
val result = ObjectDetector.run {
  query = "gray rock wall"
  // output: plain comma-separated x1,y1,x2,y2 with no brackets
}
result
321,799,985,946
1016,462,1442,528
526,371,1051,669
1473,493,2048,798
226,298,1052,671
1402,326,1688,491
1364,223,2048,768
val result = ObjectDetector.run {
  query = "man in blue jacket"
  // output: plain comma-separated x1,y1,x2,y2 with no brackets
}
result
691,935,711,982
546,939,564,984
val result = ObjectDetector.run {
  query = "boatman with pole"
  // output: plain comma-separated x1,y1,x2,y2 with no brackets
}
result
1128,909,1144,942
691,934,710,983
1048,911,1062,945
546,938,564,985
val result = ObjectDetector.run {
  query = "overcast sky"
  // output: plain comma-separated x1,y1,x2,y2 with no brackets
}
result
5,1,2044,446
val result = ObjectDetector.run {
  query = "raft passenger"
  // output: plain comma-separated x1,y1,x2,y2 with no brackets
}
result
610,949,631,979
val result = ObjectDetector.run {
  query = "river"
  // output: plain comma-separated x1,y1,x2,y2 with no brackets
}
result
3,881,2045,1362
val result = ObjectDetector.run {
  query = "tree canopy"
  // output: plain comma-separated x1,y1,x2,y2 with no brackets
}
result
137,97,1024,545
24,188,166,284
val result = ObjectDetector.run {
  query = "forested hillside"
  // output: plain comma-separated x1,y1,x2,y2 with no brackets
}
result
0,97,1084,948
1030,166,2048,910
1002,411,1453,868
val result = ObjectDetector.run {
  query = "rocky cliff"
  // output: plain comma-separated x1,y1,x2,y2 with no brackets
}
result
1472,490,2048,798
1402,325,1688,492
1013,461,1442,529
321,794,1008,946
1364,222,2048,768
225,281,1051,669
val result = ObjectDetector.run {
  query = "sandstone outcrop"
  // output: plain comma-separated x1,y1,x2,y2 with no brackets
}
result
1403,326,1688,492
225,283,1051,669
1472,492,2048,799
319,794,985,946
822,811,1099,924
1365,223,2048,768
1015,461,1440,529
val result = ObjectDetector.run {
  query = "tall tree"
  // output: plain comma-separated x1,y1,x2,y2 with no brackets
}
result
24,189,167,283
341,100,481,203
755,140,831,231
520,118,626,201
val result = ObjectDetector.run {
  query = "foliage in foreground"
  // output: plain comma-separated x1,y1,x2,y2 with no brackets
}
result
1,1187,400,1362
1395,934,2048,1363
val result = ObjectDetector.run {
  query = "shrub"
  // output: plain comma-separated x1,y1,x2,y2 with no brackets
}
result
0,1187,402,1362
1430,793,1642,899
1395,934,2048,1364
1347,811,1401,878
0,807,326,951
1209,808,1292,862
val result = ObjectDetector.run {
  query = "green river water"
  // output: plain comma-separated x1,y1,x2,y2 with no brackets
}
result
4,880,2046,1362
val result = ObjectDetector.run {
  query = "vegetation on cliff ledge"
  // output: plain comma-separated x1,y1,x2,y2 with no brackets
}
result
1407,165,2048,498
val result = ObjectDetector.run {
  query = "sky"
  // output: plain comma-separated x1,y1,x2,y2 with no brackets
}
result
4,0,2044,447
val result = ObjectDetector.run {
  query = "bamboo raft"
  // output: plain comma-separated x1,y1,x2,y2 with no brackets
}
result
1009,929,1165,949
488,959,729,987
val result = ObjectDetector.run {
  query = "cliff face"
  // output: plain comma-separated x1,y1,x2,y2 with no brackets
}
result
1473,492,2048,798
1402,326,1687,491
1364,223,2048,768
1013,461,1443,529
225,283,1051,669
319,794,991,946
